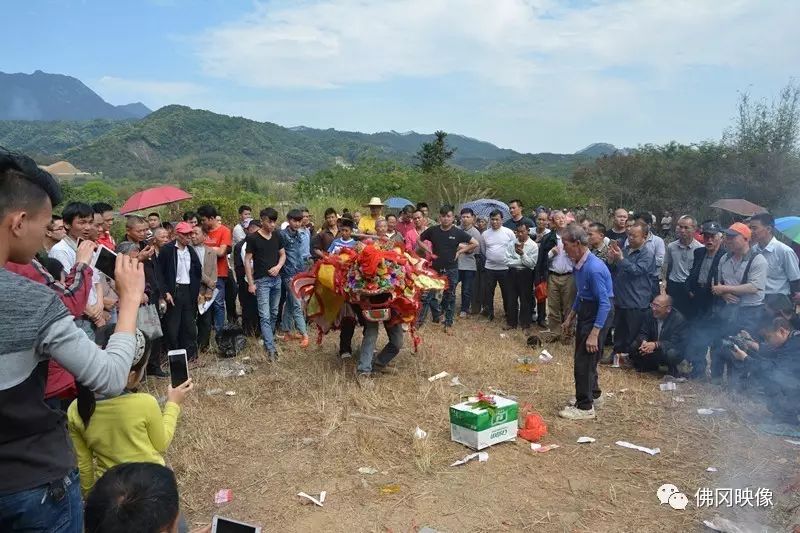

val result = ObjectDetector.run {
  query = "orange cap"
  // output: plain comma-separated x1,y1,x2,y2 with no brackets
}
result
724,222,751,241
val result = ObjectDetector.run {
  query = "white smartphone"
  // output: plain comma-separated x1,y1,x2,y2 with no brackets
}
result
167,349,189,388
92,245,117,280
211,516,261,533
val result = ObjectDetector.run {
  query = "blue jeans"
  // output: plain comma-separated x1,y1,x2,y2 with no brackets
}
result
212,277,226,335
457,270,476,314
0,469,82,532
255,276,282,352
280,277,307,336
358,321,404,373
419,268,459,327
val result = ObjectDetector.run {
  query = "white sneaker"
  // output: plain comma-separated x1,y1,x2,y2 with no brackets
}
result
459,311,467,318
558,405,596,420
340,352,352,359
568,395,605,408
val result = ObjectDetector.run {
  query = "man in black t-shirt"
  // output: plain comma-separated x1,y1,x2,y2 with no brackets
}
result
503,199,535,231
244,208,286,360
605,208,629,246
417,205,479,332
235,219,261,336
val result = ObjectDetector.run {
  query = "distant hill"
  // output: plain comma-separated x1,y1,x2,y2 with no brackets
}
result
576,143,619,157
0,70,151,120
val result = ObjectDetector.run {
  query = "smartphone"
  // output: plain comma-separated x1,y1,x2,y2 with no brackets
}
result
211,516,261,533
168,349,189,388
92,245,117,280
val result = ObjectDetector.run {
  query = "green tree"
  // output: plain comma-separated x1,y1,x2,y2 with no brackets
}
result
415,131,455,173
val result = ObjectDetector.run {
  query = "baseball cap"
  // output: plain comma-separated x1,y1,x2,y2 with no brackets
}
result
700,221,722,235
723,222,751,240
175,221,194,234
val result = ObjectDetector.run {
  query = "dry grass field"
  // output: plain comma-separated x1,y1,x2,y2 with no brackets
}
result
141,314,800,532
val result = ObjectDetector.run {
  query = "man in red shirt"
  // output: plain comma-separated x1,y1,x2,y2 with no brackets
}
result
198,204,233,337
93,202,116,251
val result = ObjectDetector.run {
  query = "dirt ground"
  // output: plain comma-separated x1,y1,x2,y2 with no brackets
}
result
143,314,800,533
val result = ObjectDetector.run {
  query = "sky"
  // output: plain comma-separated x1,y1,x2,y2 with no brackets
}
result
4,0,798,154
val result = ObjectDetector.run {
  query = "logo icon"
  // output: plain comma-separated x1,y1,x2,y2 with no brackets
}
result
657,484,688,510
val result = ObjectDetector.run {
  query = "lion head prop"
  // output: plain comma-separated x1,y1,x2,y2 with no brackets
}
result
290,240,446,348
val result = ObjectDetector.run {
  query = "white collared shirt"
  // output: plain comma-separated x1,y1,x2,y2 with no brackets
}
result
176,245,191,284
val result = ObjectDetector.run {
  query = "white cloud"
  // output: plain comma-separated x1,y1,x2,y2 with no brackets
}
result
194,0,799,90
95,76,206,105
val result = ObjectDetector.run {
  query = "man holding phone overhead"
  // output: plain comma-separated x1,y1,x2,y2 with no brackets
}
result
159,222,203,364
0,147,144,531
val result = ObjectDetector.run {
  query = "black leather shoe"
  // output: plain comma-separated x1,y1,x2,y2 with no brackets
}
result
147,367,168,378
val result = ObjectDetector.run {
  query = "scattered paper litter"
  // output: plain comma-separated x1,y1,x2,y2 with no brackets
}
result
615,441,660,456
428,371,449,382
697,408,726,415
358,467,378,475
577,436,596,444
414,426,428,439
449,376,462,387
500,333,507,338
539,349,554,363
379,484,401,495
237,369,246,376
531,443,560,453
214,489,233,504
785,439,800,446
659,382,677,391
205,388,223,396
706,467,718,472
450,451,489,467
297,491,325,507
674,397,685,402
605,392,615,397
619,388,629,393
224,390,236,396
242,356,251,362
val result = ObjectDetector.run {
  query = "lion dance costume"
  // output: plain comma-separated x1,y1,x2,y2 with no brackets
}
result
290,240,447,349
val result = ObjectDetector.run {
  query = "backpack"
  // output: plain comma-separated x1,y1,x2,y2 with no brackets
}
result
217,324,247,358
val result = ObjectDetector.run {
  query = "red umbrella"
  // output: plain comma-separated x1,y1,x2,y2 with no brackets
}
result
119,186,192,215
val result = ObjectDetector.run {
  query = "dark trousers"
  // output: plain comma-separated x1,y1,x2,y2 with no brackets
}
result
506,268,534,328
483,269,508,319
164,285,198,359
472,268,485,314
339,305,364,355
457,269,476,314
574,300,614,410
238,279,260,336
629,346,683,375
613,307,647,354
225,273,238,322
196,306,213,352
536,299,547,327
666,279,692,319
147,335,166,373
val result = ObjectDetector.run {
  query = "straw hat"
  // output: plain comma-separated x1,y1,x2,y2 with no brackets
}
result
364,197,385,207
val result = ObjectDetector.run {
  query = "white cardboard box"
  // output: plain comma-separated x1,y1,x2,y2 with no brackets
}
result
450,421,518,450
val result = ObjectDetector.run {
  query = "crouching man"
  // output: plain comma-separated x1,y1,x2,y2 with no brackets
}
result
630,294,687,376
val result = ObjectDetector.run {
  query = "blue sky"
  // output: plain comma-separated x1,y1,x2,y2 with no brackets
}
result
5,0,798,153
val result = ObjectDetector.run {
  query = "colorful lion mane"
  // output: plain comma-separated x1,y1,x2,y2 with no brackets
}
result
290,240,446,349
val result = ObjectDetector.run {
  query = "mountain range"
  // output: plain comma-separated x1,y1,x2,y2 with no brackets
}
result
0,71,151,120
0,71,619,180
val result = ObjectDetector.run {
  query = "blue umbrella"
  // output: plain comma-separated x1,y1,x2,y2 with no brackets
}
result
459,199,510,221
774,216,800,244
385,197,415,209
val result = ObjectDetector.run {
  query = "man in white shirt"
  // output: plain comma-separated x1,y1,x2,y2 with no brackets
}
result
749,213,800,304
504,221,538,334
539,210,576,332
232,204,252,246
665,215,702,317
49,201,104,340
479,209,516,321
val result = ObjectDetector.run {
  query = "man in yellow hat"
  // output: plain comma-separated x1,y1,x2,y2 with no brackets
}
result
359,197,384,235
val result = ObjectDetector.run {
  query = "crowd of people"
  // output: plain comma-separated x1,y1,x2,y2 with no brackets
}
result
3,142,800,531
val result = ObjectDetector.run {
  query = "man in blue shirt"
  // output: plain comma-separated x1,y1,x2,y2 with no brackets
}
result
559,223,614,420
608,221,655,364
279,209,311,347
